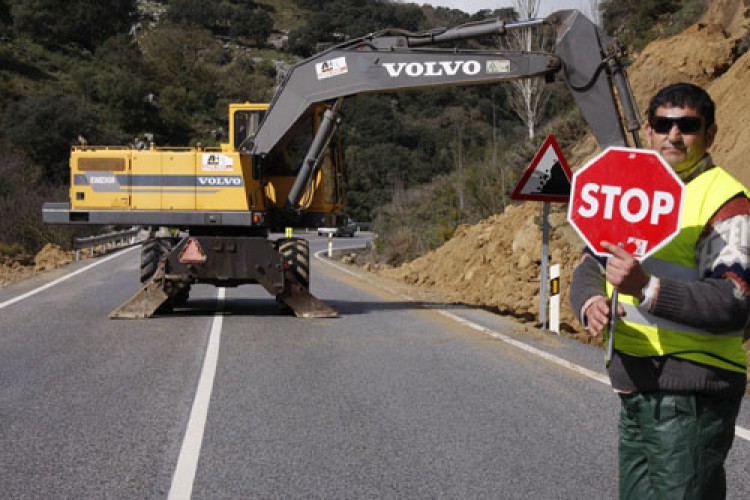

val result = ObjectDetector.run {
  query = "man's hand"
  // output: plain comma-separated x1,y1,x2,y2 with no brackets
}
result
602,241,650,297
582,295,624,337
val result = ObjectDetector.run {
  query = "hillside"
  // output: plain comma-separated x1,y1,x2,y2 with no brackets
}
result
380,0,750,345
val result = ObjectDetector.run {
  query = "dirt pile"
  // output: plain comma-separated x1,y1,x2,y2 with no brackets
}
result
0,244,72,287
700,0,748,37
33,243,72,271
380,2,750,341
381,202,590,339
0,254,34,287
706,49,750,188
628,23,740,103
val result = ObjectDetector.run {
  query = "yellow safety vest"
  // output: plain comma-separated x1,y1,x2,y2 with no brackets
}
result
606,166,748,373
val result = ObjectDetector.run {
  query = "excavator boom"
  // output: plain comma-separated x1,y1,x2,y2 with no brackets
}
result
251,10,637,161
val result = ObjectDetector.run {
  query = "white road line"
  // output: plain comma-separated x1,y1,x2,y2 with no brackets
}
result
736,426,750,442
168,288,225,500
0,246,139,310
315,249,750,443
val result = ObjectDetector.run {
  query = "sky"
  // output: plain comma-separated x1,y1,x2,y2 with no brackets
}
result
417,1,596,17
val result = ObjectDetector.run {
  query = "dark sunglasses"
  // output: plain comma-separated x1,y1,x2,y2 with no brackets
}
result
649,116,703,134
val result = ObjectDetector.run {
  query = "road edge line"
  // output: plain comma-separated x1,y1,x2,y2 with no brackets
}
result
0,246,139,310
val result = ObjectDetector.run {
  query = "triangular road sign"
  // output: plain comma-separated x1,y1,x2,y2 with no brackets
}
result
511,135,572,203
179,238,207,264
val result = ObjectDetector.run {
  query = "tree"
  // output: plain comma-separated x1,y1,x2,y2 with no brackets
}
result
287,0,424,56
599,0,680,51
500,0,552,141
137,24,225,143
11,0,137,51
0,0,11,35
82,35,159,136
0,94,102,182
165,0,219,29
229,7,273,46
586,0,602,26
0,145,81,253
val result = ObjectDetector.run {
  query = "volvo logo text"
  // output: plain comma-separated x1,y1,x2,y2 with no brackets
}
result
382,60,481,78
197,176,242,186
88,176,117,184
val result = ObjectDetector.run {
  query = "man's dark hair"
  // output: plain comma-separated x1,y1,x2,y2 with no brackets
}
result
647,82,715,126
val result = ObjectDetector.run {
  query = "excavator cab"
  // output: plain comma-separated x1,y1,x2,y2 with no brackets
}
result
227,103,267,152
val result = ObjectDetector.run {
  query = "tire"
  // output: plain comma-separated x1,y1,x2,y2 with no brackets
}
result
140,236,191,308
277,237,310,288
140,238,174,283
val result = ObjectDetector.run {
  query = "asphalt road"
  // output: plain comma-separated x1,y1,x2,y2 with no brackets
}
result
1,233,749,498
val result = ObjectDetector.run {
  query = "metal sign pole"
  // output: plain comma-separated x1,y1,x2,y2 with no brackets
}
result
539,202,550,330
606,242,623,366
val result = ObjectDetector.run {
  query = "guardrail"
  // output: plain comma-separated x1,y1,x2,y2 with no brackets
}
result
73,226,143,260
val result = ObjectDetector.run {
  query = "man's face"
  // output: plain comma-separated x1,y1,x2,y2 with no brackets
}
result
644,105,717,177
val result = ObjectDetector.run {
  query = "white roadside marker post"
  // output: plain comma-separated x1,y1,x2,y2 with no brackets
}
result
549,263,560,334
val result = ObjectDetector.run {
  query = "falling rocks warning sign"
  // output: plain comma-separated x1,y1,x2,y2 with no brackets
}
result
511,135,573,203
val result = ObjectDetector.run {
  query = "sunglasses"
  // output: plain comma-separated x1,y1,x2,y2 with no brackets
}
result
649,116,703,134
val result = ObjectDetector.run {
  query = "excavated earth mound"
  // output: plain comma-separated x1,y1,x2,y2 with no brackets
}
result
0,244,71,286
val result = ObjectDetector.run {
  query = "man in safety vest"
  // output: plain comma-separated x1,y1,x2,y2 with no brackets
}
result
570,82,749,499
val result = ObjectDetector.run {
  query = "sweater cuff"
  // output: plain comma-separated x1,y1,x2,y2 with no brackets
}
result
639,275,659,311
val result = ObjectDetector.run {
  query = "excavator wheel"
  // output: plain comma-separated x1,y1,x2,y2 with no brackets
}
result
139,236,189,309
277,237,310,288
273,237,336,318
140,237,175,283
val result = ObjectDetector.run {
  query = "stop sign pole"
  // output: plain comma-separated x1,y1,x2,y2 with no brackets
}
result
567,147,685,364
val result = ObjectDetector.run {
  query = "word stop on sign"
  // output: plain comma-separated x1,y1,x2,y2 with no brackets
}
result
576,185,675,225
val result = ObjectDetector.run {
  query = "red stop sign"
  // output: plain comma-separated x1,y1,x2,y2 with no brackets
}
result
567,147,685,259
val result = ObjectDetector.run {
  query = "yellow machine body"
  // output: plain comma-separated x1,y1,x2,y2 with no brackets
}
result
69,102,345,225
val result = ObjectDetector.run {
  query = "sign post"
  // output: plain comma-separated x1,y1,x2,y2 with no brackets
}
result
540,202,550,329
567,147,685,363
511,135,572,330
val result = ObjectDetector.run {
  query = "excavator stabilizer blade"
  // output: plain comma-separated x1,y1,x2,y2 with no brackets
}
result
108,279,171,319
279,284,338,318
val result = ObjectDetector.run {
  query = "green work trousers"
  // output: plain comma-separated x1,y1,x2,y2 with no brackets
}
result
618,392,742,500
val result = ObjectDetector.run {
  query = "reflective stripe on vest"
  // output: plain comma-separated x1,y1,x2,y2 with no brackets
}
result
605,166,748,373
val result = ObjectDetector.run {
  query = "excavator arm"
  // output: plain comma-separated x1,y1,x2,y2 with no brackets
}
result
248,10,641,209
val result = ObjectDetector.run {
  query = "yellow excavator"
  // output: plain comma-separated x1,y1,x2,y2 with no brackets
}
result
43,10,641,319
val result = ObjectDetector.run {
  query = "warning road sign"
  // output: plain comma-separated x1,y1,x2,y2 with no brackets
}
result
511,135,572,202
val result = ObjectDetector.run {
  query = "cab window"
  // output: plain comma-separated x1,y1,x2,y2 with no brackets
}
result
234,110,265,149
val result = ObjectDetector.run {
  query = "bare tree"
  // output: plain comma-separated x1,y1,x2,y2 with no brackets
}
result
502,0,552,140
586,0,602,26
